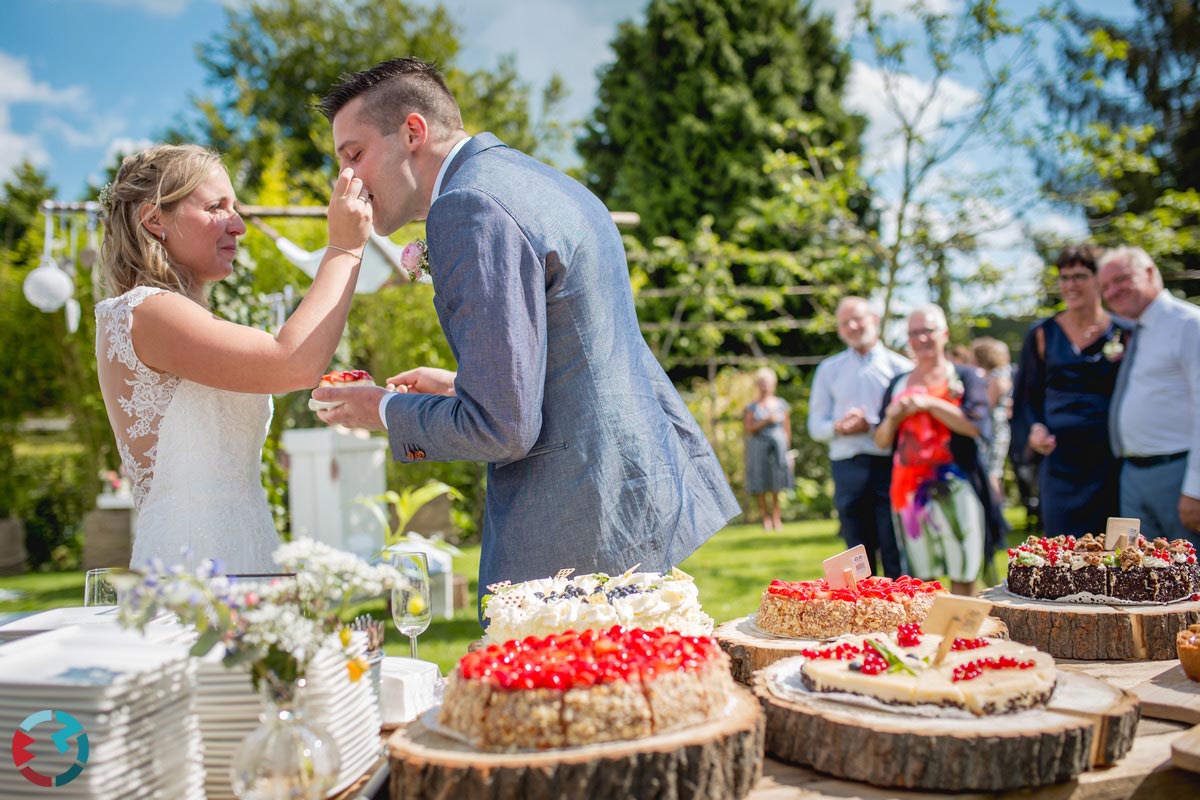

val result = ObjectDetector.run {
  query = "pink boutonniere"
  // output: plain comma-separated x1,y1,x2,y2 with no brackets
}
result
400,238,429,283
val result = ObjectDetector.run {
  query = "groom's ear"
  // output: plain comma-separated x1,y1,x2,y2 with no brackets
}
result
402,113,430,151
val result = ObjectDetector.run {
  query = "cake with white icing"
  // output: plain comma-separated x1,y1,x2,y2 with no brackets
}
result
797,624,1056,716
482,567,713,643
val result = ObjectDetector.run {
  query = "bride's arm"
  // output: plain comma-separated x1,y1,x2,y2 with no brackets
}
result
130,169,371,394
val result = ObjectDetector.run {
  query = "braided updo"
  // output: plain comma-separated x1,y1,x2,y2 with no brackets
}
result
99,144,222,298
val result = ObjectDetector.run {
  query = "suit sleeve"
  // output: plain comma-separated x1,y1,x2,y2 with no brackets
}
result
384,188,546,463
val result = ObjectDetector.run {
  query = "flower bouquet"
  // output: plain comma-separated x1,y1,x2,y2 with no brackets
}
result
115,538,405,697
116,539,407,799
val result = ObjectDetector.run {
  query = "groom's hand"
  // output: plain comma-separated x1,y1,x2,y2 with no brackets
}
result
312,385,388,431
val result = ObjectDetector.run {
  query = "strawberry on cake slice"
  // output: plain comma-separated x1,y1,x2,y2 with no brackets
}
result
308,369,375,411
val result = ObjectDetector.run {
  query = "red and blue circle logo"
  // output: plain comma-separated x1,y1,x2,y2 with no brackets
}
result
10,709,89,787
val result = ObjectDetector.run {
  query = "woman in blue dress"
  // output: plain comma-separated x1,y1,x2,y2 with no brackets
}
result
744,368,792,530
1012,245,1133,536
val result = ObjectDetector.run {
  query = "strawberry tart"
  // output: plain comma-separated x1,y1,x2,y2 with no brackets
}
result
308,369,374,411
1006,534,1199,602
438,626,735,750
756,577,947,639
794,624,1056,716
482,567,713,644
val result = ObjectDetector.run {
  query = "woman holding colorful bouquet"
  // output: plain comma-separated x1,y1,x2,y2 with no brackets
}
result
1010,244,1132,537
874,304,1005,596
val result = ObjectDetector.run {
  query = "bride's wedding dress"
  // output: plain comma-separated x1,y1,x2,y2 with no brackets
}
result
95,286,280,572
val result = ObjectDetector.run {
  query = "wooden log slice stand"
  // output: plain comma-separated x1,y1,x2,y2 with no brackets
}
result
752,665,1139,791
387,686,764,800
980,586,1200,660
715,615,1008,684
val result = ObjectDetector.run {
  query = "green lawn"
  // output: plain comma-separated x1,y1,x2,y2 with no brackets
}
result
0,512,1029,674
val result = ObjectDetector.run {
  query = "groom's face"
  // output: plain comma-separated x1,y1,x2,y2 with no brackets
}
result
332,97,421,235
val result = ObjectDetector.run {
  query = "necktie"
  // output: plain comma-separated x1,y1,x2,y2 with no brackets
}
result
1108,324,1140,457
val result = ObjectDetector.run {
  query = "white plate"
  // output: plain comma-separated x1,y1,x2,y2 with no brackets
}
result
308,397,344,412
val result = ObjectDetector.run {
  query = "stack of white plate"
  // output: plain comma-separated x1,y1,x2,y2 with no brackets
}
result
196,632,382,800
0,626,204,800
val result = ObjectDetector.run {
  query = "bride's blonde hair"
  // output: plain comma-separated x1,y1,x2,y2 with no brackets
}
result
100,144,223,298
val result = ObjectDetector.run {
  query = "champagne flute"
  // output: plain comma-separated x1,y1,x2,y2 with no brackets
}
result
390,551,432,659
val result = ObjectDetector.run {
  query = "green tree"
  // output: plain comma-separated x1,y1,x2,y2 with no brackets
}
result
578,0,865,242
186,0,568,198
840,0,1048,324
1039,0,1200,216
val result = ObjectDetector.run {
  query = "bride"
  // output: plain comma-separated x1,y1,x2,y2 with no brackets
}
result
95,144,371,572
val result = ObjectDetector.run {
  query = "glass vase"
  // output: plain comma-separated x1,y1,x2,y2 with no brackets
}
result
230,678,341,800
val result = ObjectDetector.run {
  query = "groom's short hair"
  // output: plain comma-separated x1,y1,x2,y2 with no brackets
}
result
318,57,464,138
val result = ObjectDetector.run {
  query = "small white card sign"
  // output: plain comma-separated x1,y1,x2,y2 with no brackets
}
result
921,595,994,666
822,545,872,589
1105,517,1140,551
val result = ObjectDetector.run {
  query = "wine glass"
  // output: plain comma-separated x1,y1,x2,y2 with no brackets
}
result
83,568,118,607
390,551,432,659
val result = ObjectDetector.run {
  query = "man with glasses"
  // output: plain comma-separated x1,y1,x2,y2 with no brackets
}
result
1099,246,1200,545
808,297,911,577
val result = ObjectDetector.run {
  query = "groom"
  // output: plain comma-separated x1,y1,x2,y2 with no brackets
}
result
312,58,739,610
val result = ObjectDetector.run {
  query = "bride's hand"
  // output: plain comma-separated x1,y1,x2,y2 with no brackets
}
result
326,167,372,254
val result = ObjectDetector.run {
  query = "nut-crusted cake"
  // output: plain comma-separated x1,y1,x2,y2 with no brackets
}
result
756,576,947,639
438,626,735,750
482,567,713,644
797,624,1057,716
1006,534,1200,602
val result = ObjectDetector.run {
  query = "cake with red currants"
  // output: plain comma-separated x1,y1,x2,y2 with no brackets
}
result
1006,534,1199,602
755,577,948,639
437,626,736,750
796,624,1057,716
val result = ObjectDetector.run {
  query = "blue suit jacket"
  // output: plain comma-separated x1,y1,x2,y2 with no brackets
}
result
383,133,739,601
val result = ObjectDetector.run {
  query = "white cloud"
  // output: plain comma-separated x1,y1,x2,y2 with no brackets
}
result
0,107,48,179
1028,209,1088,241
83,0,193,16
845,60,980,172
812,0,962,41
0,52,86,106
0,51,90,182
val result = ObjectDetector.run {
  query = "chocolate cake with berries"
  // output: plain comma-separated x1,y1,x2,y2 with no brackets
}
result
756,576,947,639
1006,534,1199,602
438,626,735,750
796,624,1057,716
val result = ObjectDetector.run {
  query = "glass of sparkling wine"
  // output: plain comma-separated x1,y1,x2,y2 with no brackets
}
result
390,551,432,659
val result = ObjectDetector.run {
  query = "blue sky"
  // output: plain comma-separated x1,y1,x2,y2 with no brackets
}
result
2,0,1137,314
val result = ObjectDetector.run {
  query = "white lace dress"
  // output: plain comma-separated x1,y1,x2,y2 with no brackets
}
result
95,286,280,572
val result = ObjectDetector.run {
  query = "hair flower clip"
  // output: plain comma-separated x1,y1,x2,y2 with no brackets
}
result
400,238,429,283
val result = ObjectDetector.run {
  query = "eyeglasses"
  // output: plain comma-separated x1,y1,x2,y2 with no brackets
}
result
907,327,942,339
1057,272,1093,284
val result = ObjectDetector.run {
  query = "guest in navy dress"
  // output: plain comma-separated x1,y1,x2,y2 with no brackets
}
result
1012,245,1133,536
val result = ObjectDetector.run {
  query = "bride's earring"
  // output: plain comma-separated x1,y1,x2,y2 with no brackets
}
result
160,231,167,242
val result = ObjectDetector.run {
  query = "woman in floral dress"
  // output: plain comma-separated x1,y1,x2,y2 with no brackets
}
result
874,305,1005,595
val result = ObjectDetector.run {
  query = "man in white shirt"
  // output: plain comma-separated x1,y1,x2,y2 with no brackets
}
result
1099,246,1200,545
808,297,913,576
